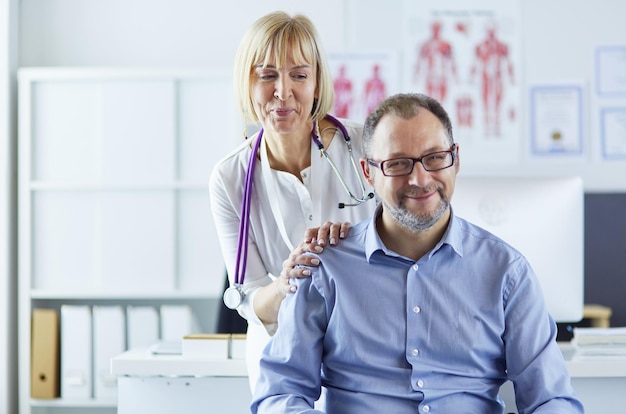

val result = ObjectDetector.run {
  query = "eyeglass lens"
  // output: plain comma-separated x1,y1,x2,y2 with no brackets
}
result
382,150,454,176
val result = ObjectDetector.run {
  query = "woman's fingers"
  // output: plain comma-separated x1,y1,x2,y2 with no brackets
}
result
337,222,352,240
280,222,354,295
304,221,352,246
280,242,322,283
303,226,320,244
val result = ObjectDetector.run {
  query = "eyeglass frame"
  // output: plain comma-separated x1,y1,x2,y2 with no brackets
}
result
366,144,457,176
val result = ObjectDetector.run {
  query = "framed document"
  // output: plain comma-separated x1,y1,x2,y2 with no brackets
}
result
529,84,584,157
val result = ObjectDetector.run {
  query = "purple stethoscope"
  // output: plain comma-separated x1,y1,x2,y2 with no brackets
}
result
222,114,374,310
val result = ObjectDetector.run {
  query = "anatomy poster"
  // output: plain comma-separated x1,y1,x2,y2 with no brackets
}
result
328,52,399,124
403,0,522,166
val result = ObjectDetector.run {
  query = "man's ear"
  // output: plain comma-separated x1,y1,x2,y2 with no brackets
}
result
360,158,374,186
454,144,461,173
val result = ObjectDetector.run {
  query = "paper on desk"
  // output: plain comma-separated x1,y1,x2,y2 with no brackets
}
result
572,327,626,356
573,327,626,345
149,340,182,355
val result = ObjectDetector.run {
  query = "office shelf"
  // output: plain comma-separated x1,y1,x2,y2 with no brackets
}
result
30,289,216,300
18,67,240,414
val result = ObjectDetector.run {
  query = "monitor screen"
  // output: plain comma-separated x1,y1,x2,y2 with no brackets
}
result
451,175,584,323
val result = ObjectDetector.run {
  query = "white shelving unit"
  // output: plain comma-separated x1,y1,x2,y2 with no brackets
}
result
18,67,240,414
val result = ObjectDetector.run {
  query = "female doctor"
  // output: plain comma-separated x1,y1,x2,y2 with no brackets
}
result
209,11,376,391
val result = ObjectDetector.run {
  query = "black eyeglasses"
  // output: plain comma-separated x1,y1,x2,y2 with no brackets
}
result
367,144,457,177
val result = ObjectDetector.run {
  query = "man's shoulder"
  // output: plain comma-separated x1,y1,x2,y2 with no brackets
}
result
315,219,371,267
338,219,370,245
454,216,516,249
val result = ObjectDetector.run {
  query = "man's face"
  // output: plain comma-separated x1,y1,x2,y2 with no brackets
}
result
362,111,459,233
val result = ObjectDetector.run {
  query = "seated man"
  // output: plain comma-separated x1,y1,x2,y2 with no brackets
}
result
251,93,583,413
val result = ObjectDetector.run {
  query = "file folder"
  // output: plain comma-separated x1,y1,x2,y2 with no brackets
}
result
126,306,159,349
93,306,125,400
31,308,60,398
60,305,92,399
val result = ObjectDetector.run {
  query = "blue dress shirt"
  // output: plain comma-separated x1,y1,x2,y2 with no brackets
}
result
251,208,584,413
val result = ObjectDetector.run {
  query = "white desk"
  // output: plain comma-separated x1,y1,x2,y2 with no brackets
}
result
111,348,251,414
500,343,626,413
112,344,626,414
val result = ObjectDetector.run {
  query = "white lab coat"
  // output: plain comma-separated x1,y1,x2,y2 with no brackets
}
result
209,117,375,391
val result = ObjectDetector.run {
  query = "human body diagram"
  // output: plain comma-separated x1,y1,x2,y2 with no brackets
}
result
411,19,517,139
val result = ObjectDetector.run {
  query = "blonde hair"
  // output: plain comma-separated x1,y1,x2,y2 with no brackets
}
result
233,11,334,125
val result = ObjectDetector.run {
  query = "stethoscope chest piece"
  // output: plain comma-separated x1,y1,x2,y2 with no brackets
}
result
223,284,245,310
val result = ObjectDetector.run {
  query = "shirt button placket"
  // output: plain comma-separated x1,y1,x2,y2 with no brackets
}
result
410,262,425,402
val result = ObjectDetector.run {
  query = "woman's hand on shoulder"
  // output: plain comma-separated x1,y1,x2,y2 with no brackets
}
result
278,221,353,294
303,221,352,246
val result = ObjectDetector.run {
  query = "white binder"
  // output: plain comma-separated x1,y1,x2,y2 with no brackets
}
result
126,306,159,349
160,305,193,342
93,306,125,400
60,305,92,399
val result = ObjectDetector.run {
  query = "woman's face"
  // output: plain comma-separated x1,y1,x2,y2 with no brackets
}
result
251,55,317,137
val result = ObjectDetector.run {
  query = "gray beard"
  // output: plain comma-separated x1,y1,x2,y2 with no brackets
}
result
383,195,449,233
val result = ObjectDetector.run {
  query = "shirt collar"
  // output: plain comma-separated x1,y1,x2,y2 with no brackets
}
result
433,206,464,259
364,204,464,262
364,204,392,261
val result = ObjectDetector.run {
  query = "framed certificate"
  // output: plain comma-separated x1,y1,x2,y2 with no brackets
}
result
529,84,584,156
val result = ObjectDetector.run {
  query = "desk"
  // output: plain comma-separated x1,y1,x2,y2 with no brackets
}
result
111,348,251,414
500,343,626,413
112,344,626,414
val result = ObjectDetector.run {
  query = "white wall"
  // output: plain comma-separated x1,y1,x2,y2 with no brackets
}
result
17,0,626,191
18,0,350,68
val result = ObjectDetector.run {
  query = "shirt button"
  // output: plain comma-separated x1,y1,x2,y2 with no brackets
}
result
412,264,419,271
411,348,419,356
423,405,430,412
302,172,308,178
308,214,313,221
413,306,421,314
417,379,424,388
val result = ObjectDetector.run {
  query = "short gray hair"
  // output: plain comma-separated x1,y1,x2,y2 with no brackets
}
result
362,93,454,158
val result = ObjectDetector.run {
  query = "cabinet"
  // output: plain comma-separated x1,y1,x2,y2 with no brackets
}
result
18,67,240,414
111,348,250,414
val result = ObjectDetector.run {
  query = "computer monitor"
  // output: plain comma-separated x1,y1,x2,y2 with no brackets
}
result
451,175,584,323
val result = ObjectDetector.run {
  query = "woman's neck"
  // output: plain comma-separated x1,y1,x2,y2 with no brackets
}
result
263,122,314,179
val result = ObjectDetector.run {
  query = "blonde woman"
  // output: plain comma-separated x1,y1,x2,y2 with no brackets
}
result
209,11,376,391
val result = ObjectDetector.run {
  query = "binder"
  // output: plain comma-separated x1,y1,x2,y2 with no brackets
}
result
160,305,193,342
31,308,60,398
93,306,125,400
60,305,92,399
126,306,159,349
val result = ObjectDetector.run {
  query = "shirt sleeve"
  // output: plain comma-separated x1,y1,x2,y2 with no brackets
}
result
503,258,584,413
251,276,327,413
209,161,273,329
